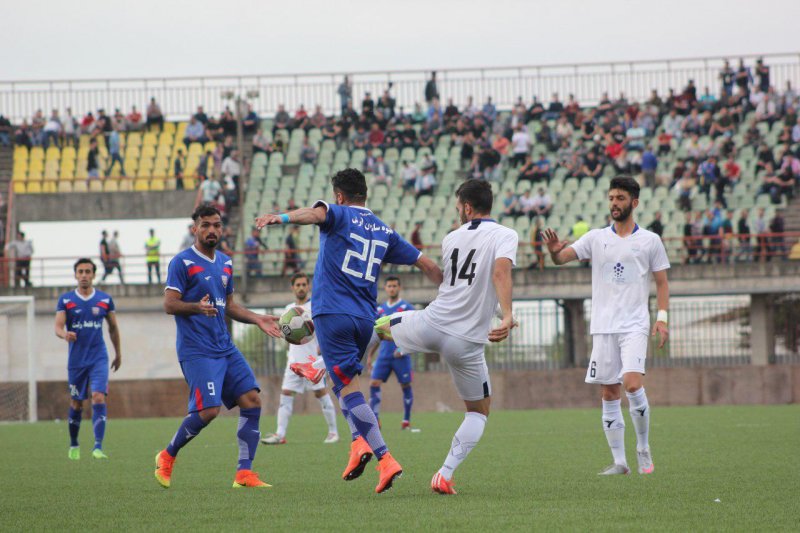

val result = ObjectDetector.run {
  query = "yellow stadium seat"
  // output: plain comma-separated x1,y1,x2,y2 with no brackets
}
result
126,146,141,159
13,146,28,160
62,146,77,160
163,122,176,135
58,181,73,193
46,147,60,161
159,132,174,146
127,132,142,147
60,168,75,180
203,141,216,152
119,178,133,191
12,169,27,182
26,181,42,193
44,167,59,180
134,178,150,191
13,182,26,194
143,132,158,146
89,180,103,192
42,181,57,193
73,181,88,193
79,135,91,148
123,160,138,175
30,146,44,161
165,178,176,190
150,178,166,191
29,160,44,172
104,179,120,192
143,145,157,159
183,177,197,189
28,169,43,180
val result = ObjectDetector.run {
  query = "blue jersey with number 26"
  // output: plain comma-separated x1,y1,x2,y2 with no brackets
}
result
312,201,421,320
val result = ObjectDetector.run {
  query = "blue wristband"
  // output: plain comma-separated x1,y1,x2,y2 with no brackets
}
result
280,213,290,224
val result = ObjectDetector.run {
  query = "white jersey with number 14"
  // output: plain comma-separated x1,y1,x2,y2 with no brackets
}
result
423,219,518,344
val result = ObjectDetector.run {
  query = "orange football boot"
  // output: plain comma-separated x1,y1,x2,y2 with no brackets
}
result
342,436,373,481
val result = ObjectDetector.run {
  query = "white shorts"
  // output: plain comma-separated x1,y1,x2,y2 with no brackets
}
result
585,332,648,385
281,365,327,394
389,310,490,401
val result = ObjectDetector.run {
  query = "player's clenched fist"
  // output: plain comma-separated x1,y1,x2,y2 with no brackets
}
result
255,214,282,230
64,331,78,342
196,294,218,316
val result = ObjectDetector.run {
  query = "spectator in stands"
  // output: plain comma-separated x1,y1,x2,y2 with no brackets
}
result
530,187,552,220
5,231,33,287
338,76,352,114
719,60,735,96
243,104,259,133
87,138,100,181
755,92,778,128
698,87,718,111
517,155,537,182
699,156,721,203
647,211,664,238
146,97,164,130
736,209,752,262
683,211,699,264
543,93,564,121
401,161,418,194
221,150,241,206
735,58,752,95
415,165,436,198
0,114,12,146
200,174,223,205
352,125,368,150
106,126,126,177
273,104,290,134
411,221,424,250
292,105,309,131
282,226,304,276
569,216,590,241
779,152,800,184
491,133,510,161
30,109,45,146
769,212,786,259
757,169,793,204
58,108,77,147
14,120,32,148
641,148,658,187
528,217,546,270
482,97,497,124
719,210,735,263
310,105,327,130
625,119,647,151
579,150,603,181
126,105,143,131
245,227,268,277
424,71,439,104
95,108,113,141
174,149,186,189
252,129,271,155
42,109,61,148
180,224,195,250
518,190,535,219
191,105,207,125
371,155,392,187
144,229,161,284
663,108,682,140
753,207,769,261
384,121,402,148
368,122,385,149
502,190,521,219
702,208,723,263
755,57,770,93
722,155,741,188
219,109,237,137
300,137,317,164
510,125,530,167
217,227,235,256
526,97,545,122
196,151,213,181
183,116,208,147
361,92,375,118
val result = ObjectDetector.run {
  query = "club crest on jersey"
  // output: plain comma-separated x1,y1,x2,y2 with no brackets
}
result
221,275,229,288
92,307,100,316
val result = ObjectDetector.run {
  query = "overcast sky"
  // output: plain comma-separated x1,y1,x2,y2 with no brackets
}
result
1,0,797,81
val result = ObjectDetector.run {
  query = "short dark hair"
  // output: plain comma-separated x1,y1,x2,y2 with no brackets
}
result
609,175,640,199
290,272,309,285
456,179,493,214
385,276,401,285
192,203,222,221
74,258,96,273
331,168,367,203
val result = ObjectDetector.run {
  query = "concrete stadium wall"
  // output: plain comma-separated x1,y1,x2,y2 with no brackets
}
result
13,191,197,222
32,365,800,420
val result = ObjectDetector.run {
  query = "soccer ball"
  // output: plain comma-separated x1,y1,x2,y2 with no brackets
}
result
279,307,315,345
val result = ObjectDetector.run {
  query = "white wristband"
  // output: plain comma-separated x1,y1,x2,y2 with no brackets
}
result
656,310,668,324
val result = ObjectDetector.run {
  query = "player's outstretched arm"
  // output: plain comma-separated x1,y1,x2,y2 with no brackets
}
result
163,290,218,317
489,258,515,342
54,311,77,342
652,270,670,348
255,206,327,229
225,294,282,338
543,229,578,265
106,312,122,372
415,255,444,285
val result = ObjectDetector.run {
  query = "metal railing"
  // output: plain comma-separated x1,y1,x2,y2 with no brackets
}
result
2,231,799,288
1,52,798,123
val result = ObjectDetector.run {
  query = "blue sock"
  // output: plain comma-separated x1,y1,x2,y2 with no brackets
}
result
237,407,261,471
402,386,413,422
92,403,107,450
343,392,388,459
337,392,361,441
166,412,208,457
369,385,382,419
68,407,82,447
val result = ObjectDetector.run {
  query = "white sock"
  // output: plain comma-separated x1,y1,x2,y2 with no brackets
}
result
626,387,650,451
602,399,627,466
318,394,338,435
276,394,294,438
438,412,487,481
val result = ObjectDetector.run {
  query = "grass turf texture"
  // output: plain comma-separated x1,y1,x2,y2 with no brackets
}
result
1,405,798,531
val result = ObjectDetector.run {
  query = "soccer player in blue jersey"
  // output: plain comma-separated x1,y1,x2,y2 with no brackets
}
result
365,276,415,429
256,168,443,493
154,204,282,489
55,258,122,460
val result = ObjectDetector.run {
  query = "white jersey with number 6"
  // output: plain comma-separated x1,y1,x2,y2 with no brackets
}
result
423,219,518,343
284,301,319,364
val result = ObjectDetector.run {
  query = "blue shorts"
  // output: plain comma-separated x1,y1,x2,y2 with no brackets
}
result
314,314,374,394
68,360,109,400
371,354,413,384
180,350,259,413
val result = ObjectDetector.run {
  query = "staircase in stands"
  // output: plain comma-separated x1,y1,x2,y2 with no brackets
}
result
0,143,12,240
778,195,800,234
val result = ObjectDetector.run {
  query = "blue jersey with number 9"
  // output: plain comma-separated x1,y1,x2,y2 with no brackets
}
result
311,200,421,320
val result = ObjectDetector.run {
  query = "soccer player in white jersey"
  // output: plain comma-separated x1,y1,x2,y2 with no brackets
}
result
375,179,518,495
261,272,339,445
543,176,670,475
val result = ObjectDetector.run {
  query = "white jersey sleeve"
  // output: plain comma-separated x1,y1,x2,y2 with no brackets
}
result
494,229,518,266
570,229,598,261
649,236,671,272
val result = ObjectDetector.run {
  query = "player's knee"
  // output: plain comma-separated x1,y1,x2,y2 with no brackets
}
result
370,380,382,388
70,399,83,410
91,392,106,404
199,406,220,422
401,382,411,389
601,385,621,401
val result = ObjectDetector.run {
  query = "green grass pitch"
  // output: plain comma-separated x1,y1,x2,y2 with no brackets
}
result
1,405,798,531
